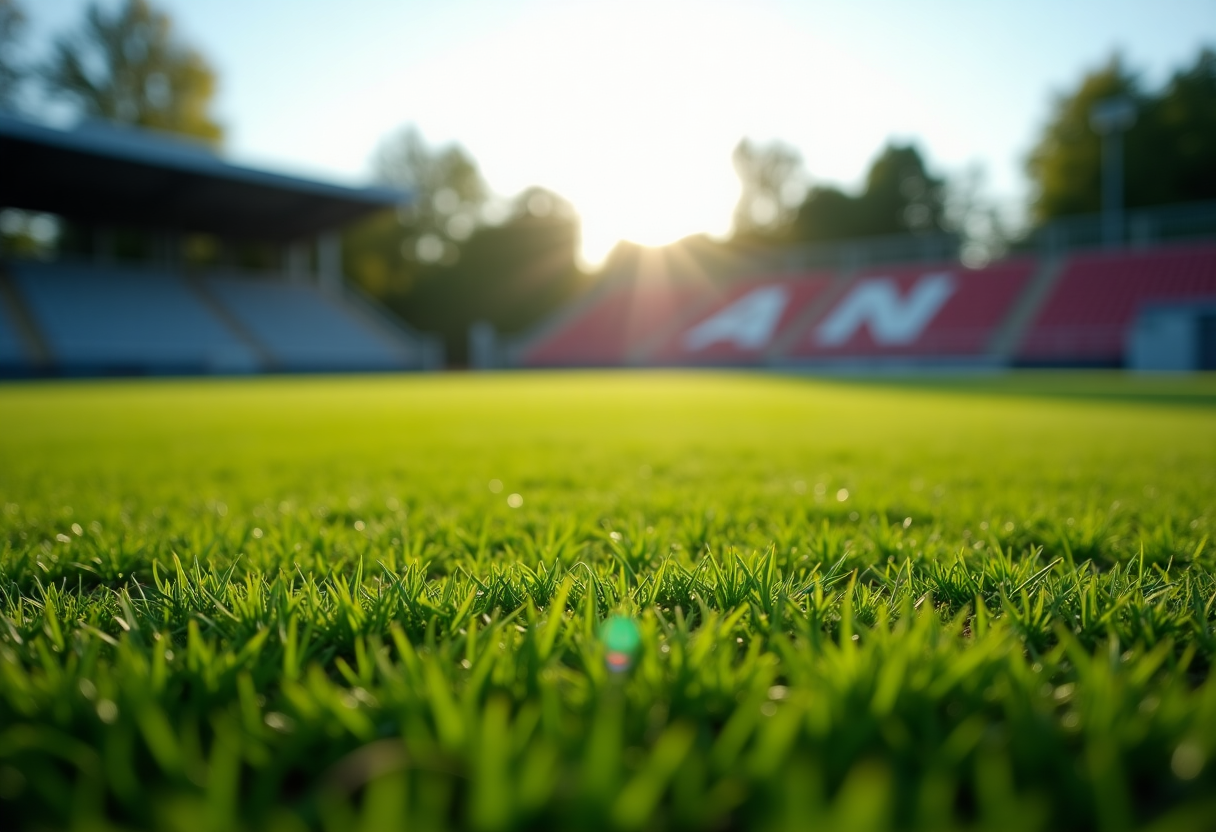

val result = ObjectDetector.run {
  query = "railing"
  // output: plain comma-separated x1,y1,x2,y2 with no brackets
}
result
746,200,1216,274
751,231,962,274
1021,200,1216,256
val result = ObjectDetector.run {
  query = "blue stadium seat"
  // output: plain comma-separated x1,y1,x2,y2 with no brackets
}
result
204,275,410,370
9,262,259,373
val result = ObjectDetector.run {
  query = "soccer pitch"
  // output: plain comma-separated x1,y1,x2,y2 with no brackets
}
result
1,371,1214,831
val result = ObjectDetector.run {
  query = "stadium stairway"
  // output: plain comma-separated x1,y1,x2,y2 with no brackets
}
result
202,273,423,372
0,265,50,374
1016,243,1216,366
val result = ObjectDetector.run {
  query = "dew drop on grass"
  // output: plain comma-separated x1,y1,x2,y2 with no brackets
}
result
1171,742,1205,780
264,712,295,733
354,520,365,531
96,700,118,723
252,528,263,539
836,488,849,502
488,479,503,494
507,493,523,508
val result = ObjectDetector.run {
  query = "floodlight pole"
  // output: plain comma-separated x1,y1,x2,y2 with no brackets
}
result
1090,97,1136,248
1101,128,1125,246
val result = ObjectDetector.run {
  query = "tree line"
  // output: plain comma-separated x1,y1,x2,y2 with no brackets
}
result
2,1,1215,362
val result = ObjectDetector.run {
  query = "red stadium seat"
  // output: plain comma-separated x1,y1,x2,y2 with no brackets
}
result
518,281,715,366
1017,244,1216,364
785,259,1035,358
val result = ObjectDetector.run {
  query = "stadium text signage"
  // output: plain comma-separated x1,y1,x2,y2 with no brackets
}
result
815,274,955,346
683,285,789,351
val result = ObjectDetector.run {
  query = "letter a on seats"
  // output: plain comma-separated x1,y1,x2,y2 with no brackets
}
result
815,273,955,346
684,285,789,351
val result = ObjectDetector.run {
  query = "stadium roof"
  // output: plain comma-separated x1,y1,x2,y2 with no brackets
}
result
0,113,408,241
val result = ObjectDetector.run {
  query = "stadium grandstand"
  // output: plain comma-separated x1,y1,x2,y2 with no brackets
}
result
0,113,441,376
513,204,1216,372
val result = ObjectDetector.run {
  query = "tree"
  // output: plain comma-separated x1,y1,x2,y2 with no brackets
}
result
345,129,585,363
1137,48,1216,206
396,187,585,364
1026,48,1216,223
788,143,945,243
731,139,806,239
42,0,222,143
371,125,488,268
1026,57,1138,222
0,0,26,110
857,144,946,236
345,127,491,299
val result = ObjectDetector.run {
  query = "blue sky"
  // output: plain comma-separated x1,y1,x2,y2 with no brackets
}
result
19,0,1216,261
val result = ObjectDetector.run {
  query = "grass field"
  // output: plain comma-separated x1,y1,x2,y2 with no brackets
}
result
1,371,1215,831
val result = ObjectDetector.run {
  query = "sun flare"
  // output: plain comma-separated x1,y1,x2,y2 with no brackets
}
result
396,0,923,268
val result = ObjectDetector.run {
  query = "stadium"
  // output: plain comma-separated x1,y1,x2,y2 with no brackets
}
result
2,2,1216,832
3,112,1214,376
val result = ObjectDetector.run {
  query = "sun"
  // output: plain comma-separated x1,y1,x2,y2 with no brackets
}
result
570,157,740,269
402,0,885,269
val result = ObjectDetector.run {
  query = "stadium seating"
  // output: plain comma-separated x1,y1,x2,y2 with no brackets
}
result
645,275,834,363
1017,244,1216,364
9,261,258,373
203,274,416,370
2,260,430,374
786,259,1036,359
519,281,716,366
516,243,1216,369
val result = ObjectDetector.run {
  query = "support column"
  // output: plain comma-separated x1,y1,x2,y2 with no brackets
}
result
285,240,310,284
469,320,497,370
317,232,342,294
152,231,184,271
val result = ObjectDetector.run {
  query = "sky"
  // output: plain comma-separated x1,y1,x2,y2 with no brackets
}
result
19,0,1216,265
